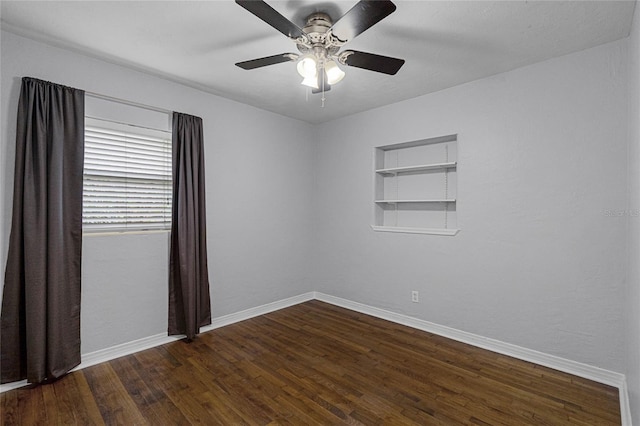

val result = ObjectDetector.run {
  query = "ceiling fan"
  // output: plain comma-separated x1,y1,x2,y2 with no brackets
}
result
235,0,405,94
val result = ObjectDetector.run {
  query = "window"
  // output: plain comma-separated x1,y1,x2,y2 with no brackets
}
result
83,117,172,232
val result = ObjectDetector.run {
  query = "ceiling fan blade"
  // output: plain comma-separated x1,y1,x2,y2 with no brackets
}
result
236,53,298,70
342,50,405,75
330,0,396,42
236,0,303,39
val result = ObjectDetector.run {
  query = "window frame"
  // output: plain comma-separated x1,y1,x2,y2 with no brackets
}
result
82,117,173,234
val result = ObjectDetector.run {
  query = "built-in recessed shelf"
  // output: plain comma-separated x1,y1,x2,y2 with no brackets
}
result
375,199,456,204
375,161,457,176
373,134,458,235
371,226,460,236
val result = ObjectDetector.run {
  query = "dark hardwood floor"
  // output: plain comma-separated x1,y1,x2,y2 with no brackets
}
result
1,300,621,425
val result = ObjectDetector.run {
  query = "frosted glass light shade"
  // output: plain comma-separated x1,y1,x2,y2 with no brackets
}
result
301,76,319,89
297,56,317,79
325,60,345,85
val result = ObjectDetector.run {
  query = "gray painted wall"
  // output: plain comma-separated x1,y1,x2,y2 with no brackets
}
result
0,30,315,354
627,3,640,422
312,39,629,373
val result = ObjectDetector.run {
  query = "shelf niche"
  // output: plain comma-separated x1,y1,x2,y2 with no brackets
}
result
373,134,459,236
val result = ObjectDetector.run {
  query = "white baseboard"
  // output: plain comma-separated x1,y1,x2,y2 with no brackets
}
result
620,378,633,426
75,291,315,373
0,333,180,393
75,333,183,371
313,292,632,426
314,292,624,385
0,332,184,394
0,290,632,425
0,379,28,393
0,292,316,394
202,292,315,332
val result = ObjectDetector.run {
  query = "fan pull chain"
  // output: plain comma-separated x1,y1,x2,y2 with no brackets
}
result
321,67,326,108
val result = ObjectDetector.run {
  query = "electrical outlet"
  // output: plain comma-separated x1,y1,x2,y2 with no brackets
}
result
411,290,419,303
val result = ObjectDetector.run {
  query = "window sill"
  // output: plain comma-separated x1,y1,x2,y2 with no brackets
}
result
371,226,459,236
82,229,170,237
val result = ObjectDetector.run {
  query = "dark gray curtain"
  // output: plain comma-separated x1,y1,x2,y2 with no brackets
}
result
168,112,211,340
1,77,85,384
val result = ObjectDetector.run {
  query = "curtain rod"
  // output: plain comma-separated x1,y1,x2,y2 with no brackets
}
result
84,90,172,115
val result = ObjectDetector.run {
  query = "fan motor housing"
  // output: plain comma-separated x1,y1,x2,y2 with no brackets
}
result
304,13,332,35
297,12,340,55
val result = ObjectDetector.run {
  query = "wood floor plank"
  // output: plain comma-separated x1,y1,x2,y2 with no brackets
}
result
82,363,148,425
135,347,242,425
0,387,19,426
1,300,621,425
39,382,58,424
52,373,104,425
110,355,190,425
16,385,46,426
69,373,106,425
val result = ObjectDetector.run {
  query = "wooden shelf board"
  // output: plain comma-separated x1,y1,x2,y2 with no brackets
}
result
376,134,457,150
375,199,456,204
371,226,459,236
376,161,457,175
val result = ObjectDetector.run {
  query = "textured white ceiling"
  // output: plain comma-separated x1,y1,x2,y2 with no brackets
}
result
1,0,636,123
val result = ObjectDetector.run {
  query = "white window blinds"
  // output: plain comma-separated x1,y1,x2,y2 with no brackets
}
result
83,117,172,232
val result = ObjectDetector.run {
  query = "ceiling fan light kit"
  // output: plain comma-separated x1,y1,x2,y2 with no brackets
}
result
235,0,405,104
297,55,317,77
325,60,346,85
